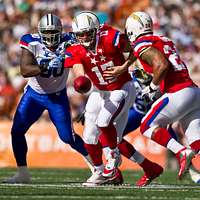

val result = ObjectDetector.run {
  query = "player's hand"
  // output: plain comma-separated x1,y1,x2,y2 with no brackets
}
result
103,66,125,81
48,56,64,69
141,83,159,102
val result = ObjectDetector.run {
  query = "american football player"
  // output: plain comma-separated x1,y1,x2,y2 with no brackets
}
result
64,11,137,184
4,14,93,183
123,11,200,179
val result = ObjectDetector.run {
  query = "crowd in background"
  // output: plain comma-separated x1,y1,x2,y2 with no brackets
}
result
0,0,199,120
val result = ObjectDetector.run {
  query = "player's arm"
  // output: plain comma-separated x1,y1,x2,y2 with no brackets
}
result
140,46,170,87
20,48,43,77
103,36,136,79
72,63,85,77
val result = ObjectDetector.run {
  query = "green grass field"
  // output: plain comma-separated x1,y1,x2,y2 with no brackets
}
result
0,168,199,200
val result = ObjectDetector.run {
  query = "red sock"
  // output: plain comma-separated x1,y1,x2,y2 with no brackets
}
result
118,139,136,158
190,140,200,152
99,134,107,148
84,143,103,166
99,124,117,149
140,158,157,175
151,128,172,147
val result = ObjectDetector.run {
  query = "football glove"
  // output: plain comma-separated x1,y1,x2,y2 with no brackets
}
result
39,55,64,71
48,56,64,69
142,82,160,103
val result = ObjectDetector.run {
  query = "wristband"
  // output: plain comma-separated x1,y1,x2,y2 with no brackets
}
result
150,82,159,90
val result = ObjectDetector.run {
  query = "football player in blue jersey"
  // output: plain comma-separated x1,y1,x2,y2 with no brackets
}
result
4,14,93,183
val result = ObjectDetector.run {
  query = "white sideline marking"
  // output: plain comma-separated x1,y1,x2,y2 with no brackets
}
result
0,196,154,199
0,196,199,200
0,183,200,190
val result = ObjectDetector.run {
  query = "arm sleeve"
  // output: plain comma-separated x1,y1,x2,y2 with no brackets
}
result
64,46,82,68
19,34,35,54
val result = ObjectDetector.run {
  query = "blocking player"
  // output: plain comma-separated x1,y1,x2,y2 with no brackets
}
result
97,67,163,187
64,11,137,182
122,11,200,179
4,14,93,183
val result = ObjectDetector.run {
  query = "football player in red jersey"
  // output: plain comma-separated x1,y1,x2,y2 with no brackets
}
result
65,11,163,187
122,11,200,180
64,11,137,184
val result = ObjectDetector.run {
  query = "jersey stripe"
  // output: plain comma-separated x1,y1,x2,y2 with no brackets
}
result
113,31,120,46
143,97,169,131
134,40,153,52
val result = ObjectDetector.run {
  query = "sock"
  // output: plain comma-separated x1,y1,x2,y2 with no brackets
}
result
70,133,88,156
129,151,145,164
151,128,172,147
118,139,136,158
99,124,117,149
84,143,103,166
11,133,27,166
190,140,200,153
167,138,185,154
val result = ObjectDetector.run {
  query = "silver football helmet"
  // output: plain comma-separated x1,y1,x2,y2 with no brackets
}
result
38,14,62,47
72,12,100,49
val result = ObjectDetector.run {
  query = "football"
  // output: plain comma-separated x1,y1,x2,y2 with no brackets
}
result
73,76,92,94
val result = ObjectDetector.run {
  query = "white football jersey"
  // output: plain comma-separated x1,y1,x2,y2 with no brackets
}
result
20,33,73,94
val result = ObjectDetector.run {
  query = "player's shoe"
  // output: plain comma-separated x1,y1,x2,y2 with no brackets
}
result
108,168,124,185
3,167,31,184
82,170,108,186
83,168,123,186
136,163,163,187
176,148,195,179
103,148,122,177
189,165,200,184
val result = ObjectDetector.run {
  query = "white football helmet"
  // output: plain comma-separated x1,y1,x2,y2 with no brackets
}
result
38,14,62,47
125,11,153,42
72,12,100,49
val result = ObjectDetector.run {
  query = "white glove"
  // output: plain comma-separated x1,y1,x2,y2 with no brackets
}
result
142,82,160,102
48,56,64,69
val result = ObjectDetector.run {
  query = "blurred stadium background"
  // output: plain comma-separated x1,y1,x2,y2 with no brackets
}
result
0,0,200,171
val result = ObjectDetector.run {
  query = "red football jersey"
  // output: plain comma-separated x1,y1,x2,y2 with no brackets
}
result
132,35,195,93
64,25,132,91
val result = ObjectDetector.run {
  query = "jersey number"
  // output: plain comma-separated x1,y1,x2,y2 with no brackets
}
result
91,61,116,85
40,65,64,78
163,45,186,71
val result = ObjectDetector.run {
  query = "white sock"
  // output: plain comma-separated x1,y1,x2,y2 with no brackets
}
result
167,138,185,154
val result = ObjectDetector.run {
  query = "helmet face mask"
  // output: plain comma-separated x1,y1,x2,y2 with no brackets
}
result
72,12,100,49
38,14,62,48
125,11,153,43
74,28,97,48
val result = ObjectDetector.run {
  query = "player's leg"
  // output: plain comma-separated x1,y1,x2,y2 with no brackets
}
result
123,107,144,136
81,91,112,186
140,89,197,179
5,86,45,183
169,121,200,184
48,89,93,170
97,81,136,177
100,107,163,187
